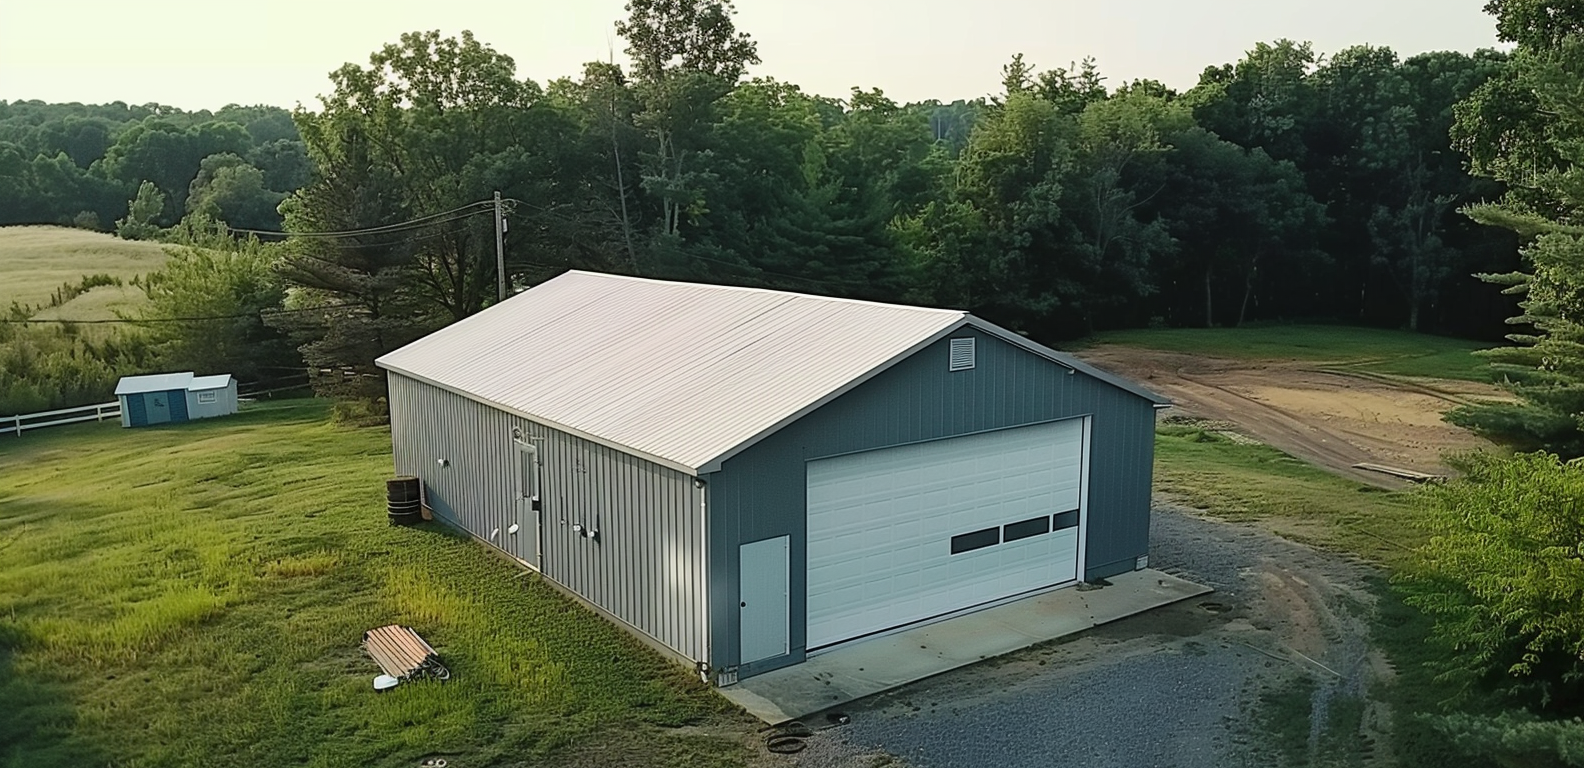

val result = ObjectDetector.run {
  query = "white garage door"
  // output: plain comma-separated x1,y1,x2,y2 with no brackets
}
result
806,418,1086,649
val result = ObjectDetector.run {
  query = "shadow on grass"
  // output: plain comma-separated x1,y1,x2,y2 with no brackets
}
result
1365,575,1481,768
0,624,108,766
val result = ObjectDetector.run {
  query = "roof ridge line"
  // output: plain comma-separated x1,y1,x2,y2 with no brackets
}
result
565,270,966,316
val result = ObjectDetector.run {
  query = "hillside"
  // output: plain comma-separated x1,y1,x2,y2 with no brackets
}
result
0,225,166,314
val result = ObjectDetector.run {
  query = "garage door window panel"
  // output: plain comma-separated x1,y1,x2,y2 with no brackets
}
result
1003,515,1051,542
950,527,1000,554
1053,509,1080,531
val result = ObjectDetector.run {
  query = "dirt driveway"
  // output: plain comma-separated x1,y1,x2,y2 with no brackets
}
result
1077,347,1500,487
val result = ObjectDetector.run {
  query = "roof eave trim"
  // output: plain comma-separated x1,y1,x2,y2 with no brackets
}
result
698,315,970,473
964,319,1171,405
378,362,702,476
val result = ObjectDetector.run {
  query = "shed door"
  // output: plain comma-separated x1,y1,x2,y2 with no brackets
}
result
805,418,1087,650
145,391,172,424
126,394,147,427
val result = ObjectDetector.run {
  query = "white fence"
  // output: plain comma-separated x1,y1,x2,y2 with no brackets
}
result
0,401,121,437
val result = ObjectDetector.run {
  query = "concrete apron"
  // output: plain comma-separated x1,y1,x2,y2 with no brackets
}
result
718,568,1212,724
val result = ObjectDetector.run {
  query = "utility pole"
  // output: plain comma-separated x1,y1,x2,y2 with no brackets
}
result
494,191,506,302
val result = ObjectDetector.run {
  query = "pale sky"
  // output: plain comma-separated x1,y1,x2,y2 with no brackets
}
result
0,0,1502,112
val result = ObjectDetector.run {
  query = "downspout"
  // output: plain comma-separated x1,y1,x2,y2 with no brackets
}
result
697,475,712,684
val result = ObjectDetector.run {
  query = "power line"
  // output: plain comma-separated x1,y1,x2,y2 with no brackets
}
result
227,200,496,239
215,193,864,296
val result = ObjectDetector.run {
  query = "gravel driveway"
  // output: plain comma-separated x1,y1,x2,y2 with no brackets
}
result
776,503,1383,768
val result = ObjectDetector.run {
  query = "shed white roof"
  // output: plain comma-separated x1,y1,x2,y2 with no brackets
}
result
189,374,233,391
377,271,1163,474
115,372,233,395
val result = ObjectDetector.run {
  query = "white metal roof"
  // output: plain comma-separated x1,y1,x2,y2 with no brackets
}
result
377,271,1164,474
188,374,232,391
115,372,193,395
114,372,233,395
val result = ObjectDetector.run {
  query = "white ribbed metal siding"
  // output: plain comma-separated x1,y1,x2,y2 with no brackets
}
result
389,373,708,664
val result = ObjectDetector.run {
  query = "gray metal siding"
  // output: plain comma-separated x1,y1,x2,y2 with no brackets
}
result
708,329,1156,675
388,373,708,664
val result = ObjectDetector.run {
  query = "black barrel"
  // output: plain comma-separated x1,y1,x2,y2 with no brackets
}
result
387,476,422,525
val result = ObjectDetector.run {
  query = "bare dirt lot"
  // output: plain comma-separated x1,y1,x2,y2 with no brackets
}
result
1077,346,1502,487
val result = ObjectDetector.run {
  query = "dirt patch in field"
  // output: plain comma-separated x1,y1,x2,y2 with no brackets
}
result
1077,347,1504,487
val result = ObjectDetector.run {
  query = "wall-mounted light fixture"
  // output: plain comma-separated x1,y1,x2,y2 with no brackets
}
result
437,458,450,467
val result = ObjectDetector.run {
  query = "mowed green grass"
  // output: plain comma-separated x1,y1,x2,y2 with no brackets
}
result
0,400,745,768
0,225,166,311
1094,324,1491,381
1154,425,1424,567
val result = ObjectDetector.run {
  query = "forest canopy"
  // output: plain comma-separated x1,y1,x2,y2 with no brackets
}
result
0,0,1531,414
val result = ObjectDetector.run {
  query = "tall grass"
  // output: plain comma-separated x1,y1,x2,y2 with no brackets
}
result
0,400,742,768
0,224,166,310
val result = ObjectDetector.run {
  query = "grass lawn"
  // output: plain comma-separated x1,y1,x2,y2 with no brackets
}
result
1093,324,1492,381
0,400,747,768
0,225,166,312
1154,424,1425,568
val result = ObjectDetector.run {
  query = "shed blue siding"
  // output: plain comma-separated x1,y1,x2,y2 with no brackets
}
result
707,328,1157,676
168,390,189,422
126,394,147,427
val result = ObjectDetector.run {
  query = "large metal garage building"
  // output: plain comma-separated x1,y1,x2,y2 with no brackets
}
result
376,271,1167,685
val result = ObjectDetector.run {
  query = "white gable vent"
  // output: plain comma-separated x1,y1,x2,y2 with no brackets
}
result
949,337,976,371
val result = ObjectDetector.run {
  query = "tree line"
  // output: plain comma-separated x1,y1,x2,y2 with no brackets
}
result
277,32,1520,346
3,12,1524,351
0,101,308,233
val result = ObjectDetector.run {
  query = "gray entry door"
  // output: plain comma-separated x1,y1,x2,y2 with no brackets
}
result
739,535,789,664
145,391,172,424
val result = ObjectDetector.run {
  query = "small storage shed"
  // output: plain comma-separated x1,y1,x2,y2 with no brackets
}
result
377,271,1168,685
115,372,238,428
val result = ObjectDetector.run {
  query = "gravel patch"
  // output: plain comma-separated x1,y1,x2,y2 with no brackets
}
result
795,644,1258,768
779,503,1383,768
